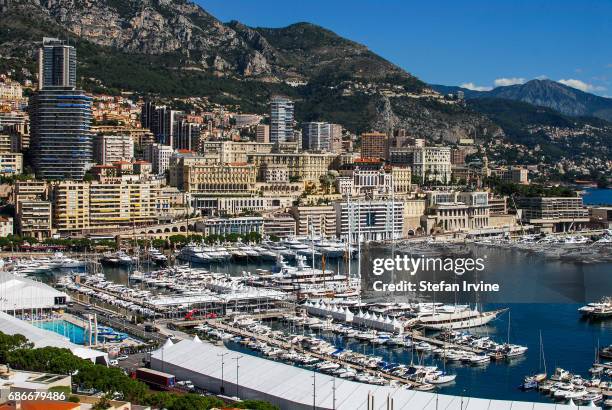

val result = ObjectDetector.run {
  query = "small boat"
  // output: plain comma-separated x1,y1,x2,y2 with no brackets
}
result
521,331,547,390
414,383,436,391
469,355,491,365
426,373,456,385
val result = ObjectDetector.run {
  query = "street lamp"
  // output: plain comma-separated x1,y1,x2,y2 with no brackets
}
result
217,352,228,394
234,355,243,398
312,370,316,410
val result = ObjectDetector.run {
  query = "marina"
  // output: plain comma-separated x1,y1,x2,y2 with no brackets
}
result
0,229,610,405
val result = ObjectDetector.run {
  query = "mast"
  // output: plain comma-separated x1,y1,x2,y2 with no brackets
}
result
507,310,511,345
347,191,352,281
357,196,361,279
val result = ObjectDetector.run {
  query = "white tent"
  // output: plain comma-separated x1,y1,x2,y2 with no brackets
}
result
151,339,571,410
0,272,69,311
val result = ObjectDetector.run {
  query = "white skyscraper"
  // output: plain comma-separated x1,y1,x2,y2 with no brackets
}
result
302,122,331,151
270,96,294,143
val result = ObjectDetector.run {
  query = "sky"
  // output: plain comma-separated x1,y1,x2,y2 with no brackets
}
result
198,0,612,96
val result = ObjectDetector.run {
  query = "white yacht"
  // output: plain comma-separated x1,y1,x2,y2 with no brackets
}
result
48,252,87,269
177,244,213,264
406,304,506,330
578,297,612,318
147,247,167,264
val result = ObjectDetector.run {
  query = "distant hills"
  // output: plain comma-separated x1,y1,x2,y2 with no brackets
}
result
431,79,612,122
0,0,611,167
2,0,490,141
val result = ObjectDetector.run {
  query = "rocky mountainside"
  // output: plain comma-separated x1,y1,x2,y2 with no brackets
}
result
0,0,500,141
432,80,612,122
468,98,612,163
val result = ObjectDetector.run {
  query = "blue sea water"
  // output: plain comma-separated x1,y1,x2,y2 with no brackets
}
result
100,188,612,403
582,187,612,205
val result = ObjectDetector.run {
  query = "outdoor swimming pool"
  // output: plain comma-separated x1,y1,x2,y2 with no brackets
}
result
34,319,129,345
35,319,87,344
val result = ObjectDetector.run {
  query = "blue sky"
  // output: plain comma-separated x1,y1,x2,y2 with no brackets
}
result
198,0,612,96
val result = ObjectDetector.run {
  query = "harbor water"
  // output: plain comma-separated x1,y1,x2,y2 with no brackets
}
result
55,188,612,402
99,251,611,402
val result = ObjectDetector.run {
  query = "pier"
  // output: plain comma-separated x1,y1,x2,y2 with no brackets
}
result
203,319,428,389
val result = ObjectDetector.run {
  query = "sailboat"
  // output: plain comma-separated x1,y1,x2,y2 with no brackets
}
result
521,331,547,390
426,349,457,385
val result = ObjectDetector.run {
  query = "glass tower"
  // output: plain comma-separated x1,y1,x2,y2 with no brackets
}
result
270,96,294,143
30,38,92,180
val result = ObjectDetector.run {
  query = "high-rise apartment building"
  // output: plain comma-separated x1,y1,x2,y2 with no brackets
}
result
270,96,294,143
302,122,331,151
140,102,181,146
329,124,343,153
51,177,160,233
30,38,93,180
144,143,174,175
14,180,52,239
256,124,270,143
173,119,202,151
0,134,23,175
38,37,76,89
93,134,134,165
360,132,389,160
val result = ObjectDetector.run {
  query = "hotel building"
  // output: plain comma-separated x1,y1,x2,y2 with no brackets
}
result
335,200,404,242
412,146,452,184
247,152,335,182
360,132,388,160
175,159,257,196
290,205,337,237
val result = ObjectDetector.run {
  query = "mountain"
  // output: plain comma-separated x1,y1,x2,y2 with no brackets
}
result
467,98,612,164
0,0,498,141
431,80,612,122
429,84,486,100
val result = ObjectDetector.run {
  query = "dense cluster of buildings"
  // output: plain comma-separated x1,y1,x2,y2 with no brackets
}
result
0,37,605,243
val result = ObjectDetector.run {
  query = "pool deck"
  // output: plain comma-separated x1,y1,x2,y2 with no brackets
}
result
37,313,144,350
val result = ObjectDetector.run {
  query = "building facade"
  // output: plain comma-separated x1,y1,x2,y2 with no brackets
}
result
247,152,335,182
335,200,404,242
302,122,331,152
290,205,337,237
270,96,294,143
413,147,452,184
93,134,134,165
180,161,257,196
360,132,388,160
30,38,92,180
516,196,589,232
256,124,270,143
196,217,264,236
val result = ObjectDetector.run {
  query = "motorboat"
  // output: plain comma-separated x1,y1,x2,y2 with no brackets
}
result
147,247,167,264
469,355,491,365
101,251,134,266
177,244,213,264
425,373,456,384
